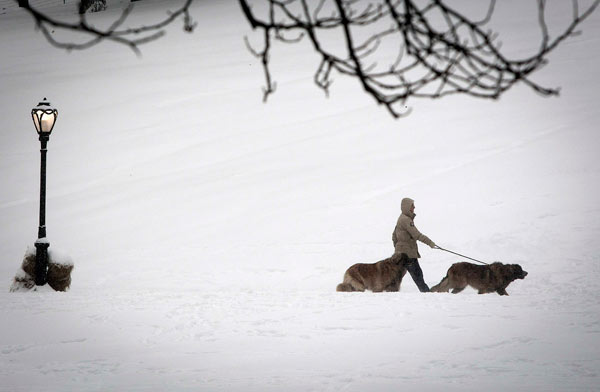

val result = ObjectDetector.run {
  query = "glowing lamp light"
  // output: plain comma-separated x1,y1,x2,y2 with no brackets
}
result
31,98,58,135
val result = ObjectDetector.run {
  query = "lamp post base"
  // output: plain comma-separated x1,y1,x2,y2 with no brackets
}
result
34,239,50,286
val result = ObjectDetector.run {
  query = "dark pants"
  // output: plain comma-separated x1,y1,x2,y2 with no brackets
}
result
406,258,430,292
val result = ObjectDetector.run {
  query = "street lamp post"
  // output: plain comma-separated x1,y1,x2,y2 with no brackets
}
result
31,98,58,286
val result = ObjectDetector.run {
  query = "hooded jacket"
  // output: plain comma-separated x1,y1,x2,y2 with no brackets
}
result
392,198,435,258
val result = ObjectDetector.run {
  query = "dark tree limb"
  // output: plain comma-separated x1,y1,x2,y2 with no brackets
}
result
14,0,600,117
16,0,196,55
239,0,600,117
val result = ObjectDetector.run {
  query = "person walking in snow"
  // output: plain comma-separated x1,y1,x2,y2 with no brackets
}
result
392,197,437,292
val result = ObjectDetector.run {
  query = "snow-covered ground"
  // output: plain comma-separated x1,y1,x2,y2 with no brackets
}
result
1,0,599,391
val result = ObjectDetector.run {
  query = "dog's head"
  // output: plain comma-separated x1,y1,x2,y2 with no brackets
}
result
491,262,528,281
514,264,528,279
507,263,528,280
391,252,409,266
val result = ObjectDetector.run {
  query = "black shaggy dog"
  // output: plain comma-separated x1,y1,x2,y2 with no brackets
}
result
430,262,528,296
336,253,409,292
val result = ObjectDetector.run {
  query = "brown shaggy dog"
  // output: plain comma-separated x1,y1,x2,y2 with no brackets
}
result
430,262,527,296
336,253,409,292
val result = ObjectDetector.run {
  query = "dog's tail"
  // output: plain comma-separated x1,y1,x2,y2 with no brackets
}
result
430,275,450,293
336,283,355,292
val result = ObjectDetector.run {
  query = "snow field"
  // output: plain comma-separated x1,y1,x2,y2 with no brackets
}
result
1,0,600,391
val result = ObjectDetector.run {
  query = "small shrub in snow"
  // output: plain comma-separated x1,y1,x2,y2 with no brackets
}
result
10,246,74,292
10,267,35,292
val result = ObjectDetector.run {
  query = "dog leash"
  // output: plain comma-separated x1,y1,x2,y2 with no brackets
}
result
435,246,490,265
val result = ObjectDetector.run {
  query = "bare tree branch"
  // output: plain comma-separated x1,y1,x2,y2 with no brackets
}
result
14,0,600,118
16,0,196,55
239,0,600,117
